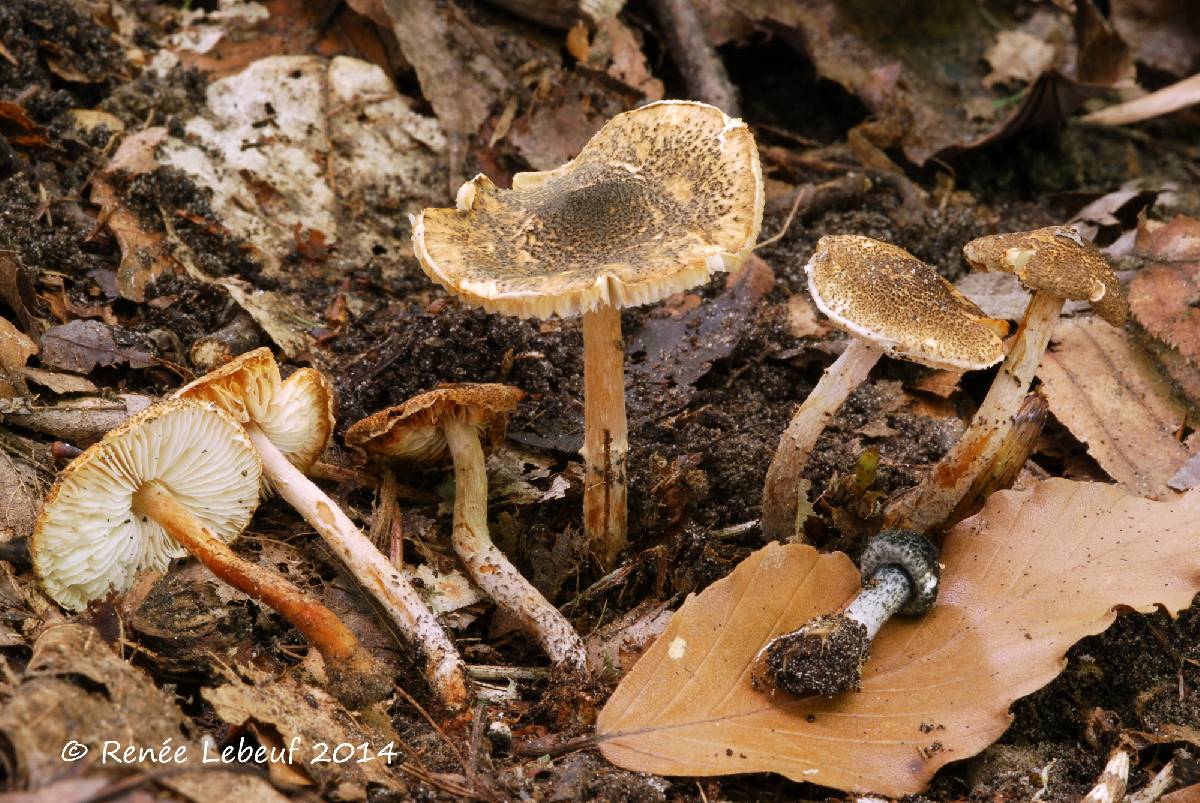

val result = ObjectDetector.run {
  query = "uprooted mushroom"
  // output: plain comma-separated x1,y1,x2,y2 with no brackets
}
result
347,384,587,670
412,100,764,570
886,225,1127,534
761,235,1007,541
175,349,470,710
32,399,389,708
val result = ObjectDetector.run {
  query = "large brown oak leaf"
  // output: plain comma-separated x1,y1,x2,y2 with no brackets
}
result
597,479,1200,797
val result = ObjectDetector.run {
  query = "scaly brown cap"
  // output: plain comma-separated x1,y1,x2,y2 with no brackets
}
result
806,235,1007,371
346,384,524,465
962,225,1127,326
32,399,261,611
412,101,764,319
174,348,334,475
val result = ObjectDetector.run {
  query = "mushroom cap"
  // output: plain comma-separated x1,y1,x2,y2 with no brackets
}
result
174,348,334,475
412,100,764,319
962,225,1127,326
346,384,524,465
859,529,940,616
805,235,1007,371
31,399,262,611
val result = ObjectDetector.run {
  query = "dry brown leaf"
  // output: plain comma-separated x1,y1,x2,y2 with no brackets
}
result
91,128,175,302
1038,316,1193,498
1128,215,1200,370
1111,0,1200,77
598,478,1200,796
203,675,406,797
0,314,37,396
0,624,284,801
786,293,830,339
39,320,154,374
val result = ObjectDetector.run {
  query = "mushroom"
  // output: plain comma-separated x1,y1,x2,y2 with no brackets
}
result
750,529,939,698
761,235,1007,541
346,384,587,669
174,349,469,709
32,399,388,707
412,100,764,569
886,225,1127,534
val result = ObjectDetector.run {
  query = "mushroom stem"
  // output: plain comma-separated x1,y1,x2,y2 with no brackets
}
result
886,291,1064,534
762,338,884,541
582,302,628,570
751,529,938,698
443,418,587,669
842,566,912,640
243,424,470,710
131,480,384,701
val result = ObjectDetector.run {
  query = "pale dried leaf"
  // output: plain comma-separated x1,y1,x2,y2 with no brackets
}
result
1038,317,1192,498
598,479,1200,796
20,367,98,394
984,31,1058,88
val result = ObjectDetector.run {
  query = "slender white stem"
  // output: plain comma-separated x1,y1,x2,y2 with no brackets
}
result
761,338,884,540
887,292,1065,533
843,566,910,641
245,424,469,709
443,419,587,669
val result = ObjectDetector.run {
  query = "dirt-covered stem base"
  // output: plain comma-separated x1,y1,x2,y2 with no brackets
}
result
444,418,587,669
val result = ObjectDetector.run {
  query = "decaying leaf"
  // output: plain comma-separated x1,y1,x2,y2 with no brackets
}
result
159,54,446,356
0,624,283,801
0,314,37,395
203,675,406,797
984,31,1059,88
598,479,1200,796
1111,0,1200,78
1038,317,1194,499
722,1,1105,165
90,128,175,302
39,319,154,374
627,255,774,423
0,451,40,541
1128,215,1200,363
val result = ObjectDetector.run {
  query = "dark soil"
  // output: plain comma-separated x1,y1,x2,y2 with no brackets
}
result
1,0,1198,801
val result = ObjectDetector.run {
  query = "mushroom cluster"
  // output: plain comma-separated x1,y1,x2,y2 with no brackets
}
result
27,93,1134,719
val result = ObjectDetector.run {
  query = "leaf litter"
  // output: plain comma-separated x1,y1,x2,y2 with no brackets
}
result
1,0,1199,799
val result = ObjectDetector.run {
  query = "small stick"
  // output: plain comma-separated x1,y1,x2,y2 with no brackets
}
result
648,0,740,115
1083,749,1131,803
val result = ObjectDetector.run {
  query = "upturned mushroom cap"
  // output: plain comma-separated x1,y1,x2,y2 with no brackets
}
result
412,100,764,319
962,225,1127,327
32,399,261,611
174,348,334,475
346,384,524,465
859,529,940,616
806,235,1007,371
